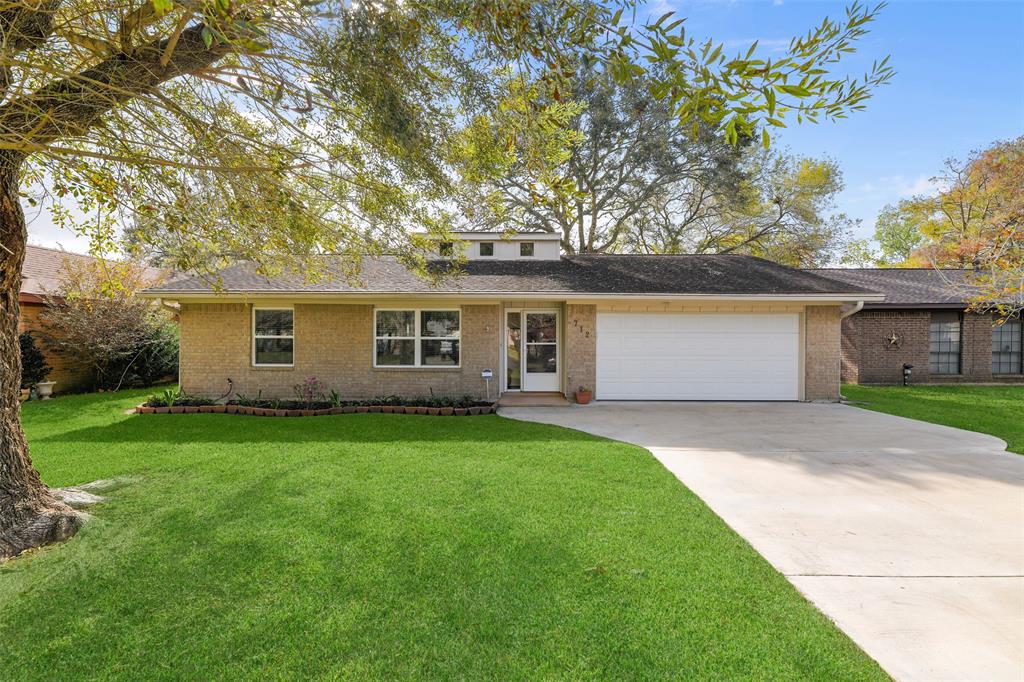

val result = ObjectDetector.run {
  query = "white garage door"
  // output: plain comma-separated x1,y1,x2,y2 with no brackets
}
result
596,313,800,401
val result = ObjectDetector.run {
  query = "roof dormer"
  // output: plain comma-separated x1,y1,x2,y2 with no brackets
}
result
431,231,561,261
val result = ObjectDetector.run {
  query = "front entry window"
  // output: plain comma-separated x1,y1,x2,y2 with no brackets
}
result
506,312,521,389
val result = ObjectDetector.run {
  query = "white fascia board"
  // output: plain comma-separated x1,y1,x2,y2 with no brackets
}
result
140,290,884,304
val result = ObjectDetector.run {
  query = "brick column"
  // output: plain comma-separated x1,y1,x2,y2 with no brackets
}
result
564,304,596,401
805,306,841,401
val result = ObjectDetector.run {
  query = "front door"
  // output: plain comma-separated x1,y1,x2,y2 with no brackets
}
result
507,310,559,392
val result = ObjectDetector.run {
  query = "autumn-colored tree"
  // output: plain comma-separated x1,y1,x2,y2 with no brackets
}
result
845,138,1023,314
0,0,893,559
40,259,177,391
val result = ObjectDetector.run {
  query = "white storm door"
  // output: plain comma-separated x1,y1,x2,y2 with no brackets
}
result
522,311,560,392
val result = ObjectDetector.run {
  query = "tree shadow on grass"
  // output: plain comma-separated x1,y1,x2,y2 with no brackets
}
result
35,413,607,446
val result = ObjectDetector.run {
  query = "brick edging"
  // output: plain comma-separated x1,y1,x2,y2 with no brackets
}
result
135,404,498,417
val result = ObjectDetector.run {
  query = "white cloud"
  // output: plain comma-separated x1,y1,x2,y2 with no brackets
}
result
859,174,946,199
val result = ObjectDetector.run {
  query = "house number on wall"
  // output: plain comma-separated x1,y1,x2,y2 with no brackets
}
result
571,318,591,338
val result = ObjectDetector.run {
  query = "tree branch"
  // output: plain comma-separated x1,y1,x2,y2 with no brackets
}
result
0,23,229,148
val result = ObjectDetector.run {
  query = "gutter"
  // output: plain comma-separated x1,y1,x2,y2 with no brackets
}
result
139,290,884,304
840,300,865,318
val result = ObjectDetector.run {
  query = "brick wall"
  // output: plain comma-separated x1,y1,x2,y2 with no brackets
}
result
180,302,501,400
564,304,596,401
18,301,94,393
841,309,1019,385
804,305,842,401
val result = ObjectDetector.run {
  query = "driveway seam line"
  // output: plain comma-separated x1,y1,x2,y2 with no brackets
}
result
786,573,1024,579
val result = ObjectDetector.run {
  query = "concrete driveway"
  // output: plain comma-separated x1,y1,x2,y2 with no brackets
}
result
500,402,1024,682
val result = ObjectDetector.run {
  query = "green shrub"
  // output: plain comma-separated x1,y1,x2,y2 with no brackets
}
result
19,332,51,389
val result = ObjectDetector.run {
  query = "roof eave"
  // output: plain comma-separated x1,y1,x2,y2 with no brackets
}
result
139,290,884,303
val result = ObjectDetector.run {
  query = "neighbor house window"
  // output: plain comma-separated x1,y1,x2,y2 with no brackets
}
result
929,312,961,375
479,242,494,257
520,242,534,257
253,307,294,366
375,309,460,367
438,241,454,257
992,319,1022,374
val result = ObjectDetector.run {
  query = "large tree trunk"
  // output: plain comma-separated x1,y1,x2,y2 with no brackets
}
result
0,152,82,561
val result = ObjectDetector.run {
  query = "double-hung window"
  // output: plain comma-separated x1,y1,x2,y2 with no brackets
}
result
929,312,961,375
992,318,1022,374
253,307,294,366
375,309,460,367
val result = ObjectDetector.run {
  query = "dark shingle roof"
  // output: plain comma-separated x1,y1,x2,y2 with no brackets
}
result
814,268,972,307
145,254,877,297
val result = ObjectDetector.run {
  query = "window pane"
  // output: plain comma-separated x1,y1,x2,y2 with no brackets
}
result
376,310,414,337
507,312,521,389
992,321,1022,374
422,339,459,366
526,313,556,343
255,338,293,365
421,310,460,338
526,344,557,373
255,309,293,336
376,339,415,366
520,242,534,257
480,242,494,256
929,318,961,374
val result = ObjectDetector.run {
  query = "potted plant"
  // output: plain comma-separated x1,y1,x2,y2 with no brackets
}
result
574,386,593,405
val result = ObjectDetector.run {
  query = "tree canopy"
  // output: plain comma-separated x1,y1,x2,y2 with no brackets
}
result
454,67,861,266
842,137,1023,317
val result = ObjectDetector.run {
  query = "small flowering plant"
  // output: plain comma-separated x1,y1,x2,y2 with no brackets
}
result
294,376,327,409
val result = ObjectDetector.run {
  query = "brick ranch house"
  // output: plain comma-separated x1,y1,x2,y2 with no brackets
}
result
816,268,1023,385
141,232,884,403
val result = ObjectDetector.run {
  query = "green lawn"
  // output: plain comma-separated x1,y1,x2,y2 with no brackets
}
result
843,384,1024,454
1,390,885,680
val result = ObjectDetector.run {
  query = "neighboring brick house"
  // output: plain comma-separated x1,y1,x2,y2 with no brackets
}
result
816,268,1023,385
19,246,101,392
19,245,168,393
141,232,881,403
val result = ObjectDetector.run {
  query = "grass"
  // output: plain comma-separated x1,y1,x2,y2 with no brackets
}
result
1,390,886,681
843,384,1024,455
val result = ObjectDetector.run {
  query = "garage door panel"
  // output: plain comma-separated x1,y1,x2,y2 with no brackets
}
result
596,312,800,401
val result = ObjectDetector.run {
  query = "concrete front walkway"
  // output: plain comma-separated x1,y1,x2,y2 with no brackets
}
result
500,402,1024,682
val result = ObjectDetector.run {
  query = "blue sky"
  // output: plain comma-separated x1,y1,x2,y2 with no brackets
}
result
643,0,1024,243
27,1,1024,254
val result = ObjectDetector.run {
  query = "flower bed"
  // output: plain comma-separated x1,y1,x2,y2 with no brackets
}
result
136,397,498,417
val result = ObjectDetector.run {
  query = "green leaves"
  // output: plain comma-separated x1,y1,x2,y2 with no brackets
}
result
151,0,173,16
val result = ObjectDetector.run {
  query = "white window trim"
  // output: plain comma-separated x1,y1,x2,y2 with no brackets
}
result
519,242,535,257
252,306,295,367
373,307,461,369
